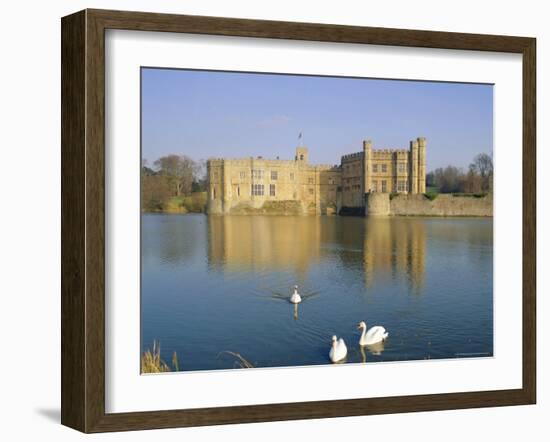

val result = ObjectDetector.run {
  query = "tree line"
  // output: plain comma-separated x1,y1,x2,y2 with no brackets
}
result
426,153,493,194
142,154,206,212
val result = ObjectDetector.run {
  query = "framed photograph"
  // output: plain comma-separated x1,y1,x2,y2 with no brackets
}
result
61,9,536,433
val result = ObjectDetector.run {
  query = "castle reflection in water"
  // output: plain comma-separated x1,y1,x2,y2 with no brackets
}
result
206,216,426,292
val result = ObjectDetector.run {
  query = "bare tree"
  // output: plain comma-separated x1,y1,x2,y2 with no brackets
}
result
470,153,493,178
154,154,196,196
428,152,493,194
141,174,172,211
463,164,483,194
432,166,463,193
469,153,493,192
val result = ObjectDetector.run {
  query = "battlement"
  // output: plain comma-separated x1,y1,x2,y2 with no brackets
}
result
207,157,298,166
341,152,364,161
372,148,409,154
207,157,341,170
315,164,341,171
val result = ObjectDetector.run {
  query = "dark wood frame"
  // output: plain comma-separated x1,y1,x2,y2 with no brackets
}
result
61,8,536,433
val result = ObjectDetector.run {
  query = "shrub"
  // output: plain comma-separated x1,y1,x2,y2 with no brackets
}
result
182,191,207,213
424,192,438,201
164,196,186,213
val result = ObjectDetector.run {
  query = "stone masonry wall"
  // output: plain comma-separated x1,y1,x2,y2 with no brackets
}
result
366,192,390,216
389,194,493,217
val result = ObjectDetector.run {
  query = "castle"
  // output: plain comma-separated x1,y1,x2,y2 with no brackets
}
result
206,137,426,215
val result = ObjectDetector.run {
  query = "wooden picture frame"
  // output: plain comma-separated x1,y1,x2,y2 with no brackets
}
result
61,8,536,433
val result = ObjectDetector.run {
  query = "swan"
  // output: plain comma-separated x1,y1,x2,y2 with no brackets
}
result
357,321,388,346
290,285,302,304
329,335,347,363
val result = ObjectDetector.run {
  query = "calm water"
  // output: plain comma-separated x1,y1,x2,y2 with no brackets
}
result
141,214,493,371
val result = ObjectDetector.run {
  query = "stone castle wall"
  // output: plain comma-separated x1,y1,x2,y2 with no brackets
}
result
389,193,493,217
365,192,391,216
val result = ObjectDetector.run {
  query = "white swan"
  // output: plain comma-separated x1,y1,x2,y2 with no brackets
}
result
329,335,347,363
290,285,302,304
357,321,388,346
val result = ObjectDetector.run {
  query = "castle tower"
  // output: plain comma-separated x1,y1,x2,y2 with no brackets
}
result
295,146,309,163
417,137,426,193
410,139,419,194
363,139,373,193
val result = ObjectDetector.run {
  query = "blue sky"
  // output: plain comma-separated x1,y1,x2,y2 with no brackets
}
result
142,68,493,171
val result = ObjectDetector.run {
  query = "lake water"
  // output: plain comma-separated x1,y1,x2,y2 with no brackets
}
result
141,214,493,371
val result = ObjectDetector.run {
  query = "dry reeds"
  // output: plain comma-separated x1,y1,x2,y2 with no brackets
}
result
141,341,179,373
219,351,255,368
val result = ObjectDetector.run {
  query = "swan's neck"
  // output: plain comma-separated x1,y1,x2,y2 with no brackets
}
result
360,326,367,341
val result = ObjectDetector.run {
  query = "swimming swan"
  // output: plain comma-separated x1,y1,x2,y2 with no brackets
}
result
290,285,302,304
329,335,348,363
357,321,388,346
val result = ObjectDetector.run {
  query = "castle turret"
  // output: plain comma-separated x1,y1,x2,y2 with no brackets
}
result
363,139,372,193
206,159,224,214
417,137,426,193
295,146,309,163
410,140,419,194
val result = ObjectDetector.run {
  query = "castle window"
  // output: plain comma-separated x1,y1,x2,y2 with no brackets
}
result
290,172,295,180
270,184,276,196
308,177,314,184
251,184,264,196
212,187,216,199
398,163,406,173
252,169,264,180
240,171,246,179
237,186,240,197
300,154,304,160
381,164,388,173
372,164,378,173
309,188,314,195
372,181,378,192
397,180,408,192
329,178,334,185
271,171,278,180
381,180,387,192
